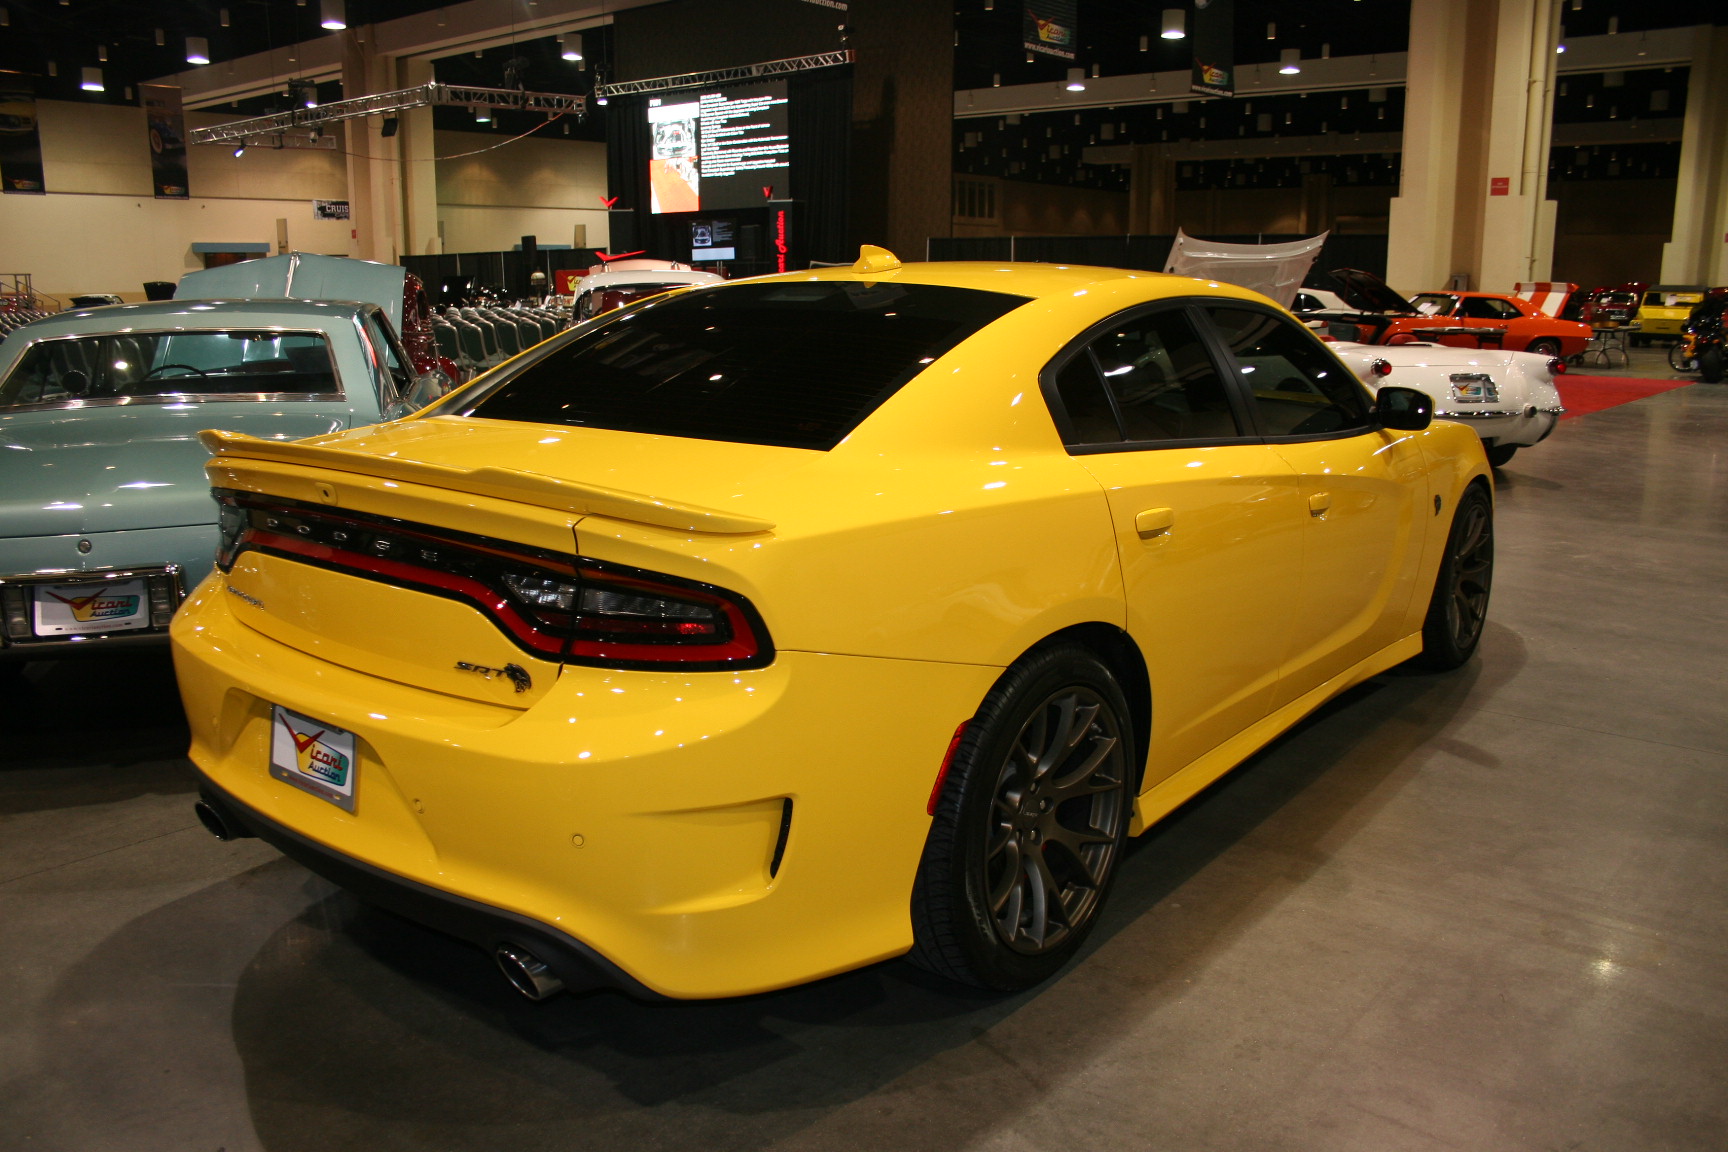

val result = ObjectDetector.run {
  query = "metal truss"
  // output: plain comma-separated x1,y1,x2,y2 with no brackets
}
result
595,50,854,98
190,82,585,146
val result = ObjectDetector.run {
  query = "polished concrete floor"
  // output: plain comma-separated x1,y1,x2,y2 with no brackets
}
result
3,354,1725,1151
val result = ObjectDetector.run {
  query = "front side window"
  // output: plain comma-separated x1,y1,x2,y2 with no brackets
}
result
0,330,339,408
1205,307,1372,438
453,281,1028,451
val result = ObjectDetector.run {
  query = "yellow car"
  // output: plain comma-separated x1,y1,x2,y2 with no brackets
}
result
1635,284,1706,343
174,249,1492,1000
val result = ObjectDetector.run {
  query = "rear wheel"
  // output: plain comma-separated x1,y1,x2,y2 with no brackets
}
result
1484,443,1518,468
1416,485,1495,670
1526,338,1562,357
1701,346,1724,384
909,645,1132,991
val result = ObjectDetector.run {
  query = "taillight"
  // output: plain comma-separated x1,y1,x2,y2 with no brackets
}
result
1547,357,1566,376
212,490,771,670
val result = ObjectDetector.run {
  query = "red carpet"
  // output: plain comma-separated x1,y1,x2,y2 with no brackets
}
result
1555,374,1693,419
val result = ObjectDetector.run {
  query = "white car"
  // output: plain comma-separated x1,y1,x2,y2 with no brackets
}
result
1292,287,1352,315
571,259,726,321
1328,340,1565,467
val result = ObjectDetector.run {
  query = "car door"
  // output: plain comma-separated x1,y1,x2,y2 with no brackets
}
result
1045,303,1310,788
1457,295,1521,342
1199,304,1430,705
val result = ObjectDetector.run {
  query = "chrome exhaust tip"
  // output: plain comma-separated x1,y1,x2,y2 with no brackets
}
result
495,944,564,1000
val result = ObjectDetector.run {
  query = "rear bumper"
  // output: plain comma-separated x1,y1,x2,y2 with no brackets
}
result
193,772,659,998
171,576,1001,998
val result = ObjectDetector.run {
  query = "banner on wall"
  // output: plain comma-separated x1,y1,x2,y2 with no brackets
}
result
1190,0,1235,98
140,84,189,198
313,199,351,220
0,71,46,194
1022,0,1076,60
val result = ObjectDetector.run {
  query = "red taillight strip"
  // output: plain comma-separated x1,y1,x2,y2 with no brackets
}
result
246,528,569,657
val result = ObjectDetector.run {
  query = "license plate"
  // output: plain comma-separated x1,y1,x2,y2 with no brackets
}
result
32,579,150,636
269,706,358,812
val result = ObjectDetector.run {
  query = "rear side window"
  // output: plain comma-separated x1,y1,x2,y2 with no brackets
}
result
457,281,1027,450
1050,307,1241,449
1205,307,1371,437
1460,297,1521,320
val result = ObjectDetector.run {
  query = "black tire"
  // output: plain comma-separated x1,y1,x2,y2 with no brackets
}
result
1415,484,1495,671
1484,442,1518,468
1526,338,1562,357
909,645,1133,991
1700,346,1724,384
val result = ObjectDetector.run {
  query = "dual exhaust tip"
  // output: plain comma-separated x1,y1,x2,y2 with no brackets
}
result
193,795,566,1001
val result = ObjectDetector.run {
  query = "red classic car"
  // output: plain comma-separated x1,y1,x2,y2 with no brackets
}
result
1325,269,1593,357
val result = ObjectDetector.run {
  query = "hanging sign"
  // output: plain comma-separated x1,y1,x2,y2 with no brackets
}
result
1190,0,1236,99
0,71,46,193
141,84,189,199
314,199,351,220
1023,0,1077,60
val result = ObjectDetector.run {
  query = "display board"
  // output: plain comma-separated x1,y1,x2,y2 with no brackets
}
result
648,81,790,214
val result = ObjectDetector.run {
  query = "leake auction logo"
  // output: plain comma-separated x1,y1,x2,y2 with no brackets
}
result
46,589,139,622
283,719,351,787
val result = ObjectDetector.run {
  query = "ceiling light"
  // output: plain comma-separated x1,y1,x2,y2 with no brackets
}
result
559,33,583,61
97,44,108,62
153,27,164,45
0,9,9,28
186,37,210,64
1279,48,1300,74
1266,22,1276,39
81,66,104,92
220,7,230,26
474,105,491,123
1161,9,1185,39
595,94,609,105
320,0,346,31
233,144,246,157
1065,67,1086,92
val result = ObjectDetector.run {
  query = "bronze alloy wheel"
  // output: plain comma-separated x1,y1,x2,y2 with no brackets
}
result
1417,484,1495,670
984,686,1126,955
909,644,1133,990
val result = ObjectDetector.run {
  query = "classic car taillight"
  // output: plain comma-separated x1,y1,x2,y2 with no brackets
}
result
1547,357,1566,376
212,490,771,670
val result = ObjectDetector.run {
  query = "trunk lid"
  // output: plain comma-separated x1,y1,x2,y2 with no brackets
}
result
205,418,805,706
1328,268,1418,315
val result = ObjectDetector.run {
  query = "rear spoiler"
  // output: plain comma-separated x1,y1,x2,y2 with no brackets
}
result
199,430,775,535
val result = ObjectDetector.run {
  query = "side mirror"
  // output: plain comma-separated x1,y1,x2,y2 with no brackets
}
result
1375,385,1432,431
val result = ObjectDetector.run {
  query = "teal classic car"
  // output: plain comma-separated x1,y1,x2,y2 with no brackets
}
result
0,296,432,659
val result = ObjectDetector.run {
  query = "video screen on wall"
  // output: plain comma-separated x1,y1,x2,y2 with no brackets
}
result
648,80,790,214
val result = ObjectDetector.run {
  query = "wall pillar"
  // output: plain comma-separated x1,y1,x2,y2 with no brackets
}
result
340,27,403,264
1387,0,1560,295
1660,25,1728,285
398,56,440,257
848,0,952,258
1300,172,1333,234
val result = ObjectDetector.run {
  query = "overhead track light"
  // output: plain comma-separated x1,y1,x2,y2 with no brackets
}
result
1161,9,1185,39
154,27,164,45
559,34,583,61
233,144,246,157
97,44,107,62
1279,48,1301,75
1065,67,1086,92
320,0,346,31
186,36,210,65
81,66,104,92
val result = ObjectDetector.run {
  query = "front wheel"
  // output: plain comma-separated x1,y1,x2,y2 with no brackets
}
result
1415,485,1495,670
1669,343,1698,373
909,645,1133,991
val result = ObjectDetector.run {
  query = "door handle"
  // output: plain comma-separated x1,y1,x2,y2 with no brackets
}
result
1135,507,1175,538
1307,491,1332,516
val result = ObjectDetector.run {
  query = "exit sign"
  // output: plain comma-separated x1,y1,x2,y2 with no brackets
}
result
1490,177,1511,196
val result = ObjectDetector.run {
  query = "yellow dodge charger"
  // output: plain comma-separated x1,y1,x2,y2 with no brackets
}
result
174,250,1493,1000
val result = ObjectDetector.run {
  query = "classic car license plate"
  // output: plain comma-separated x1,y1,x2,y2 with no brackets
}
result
31,579,150,636
269,706,358,812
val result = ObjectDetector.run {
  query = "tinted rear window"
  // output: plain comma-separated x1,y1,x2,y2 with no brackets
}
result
452,281,1028,450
